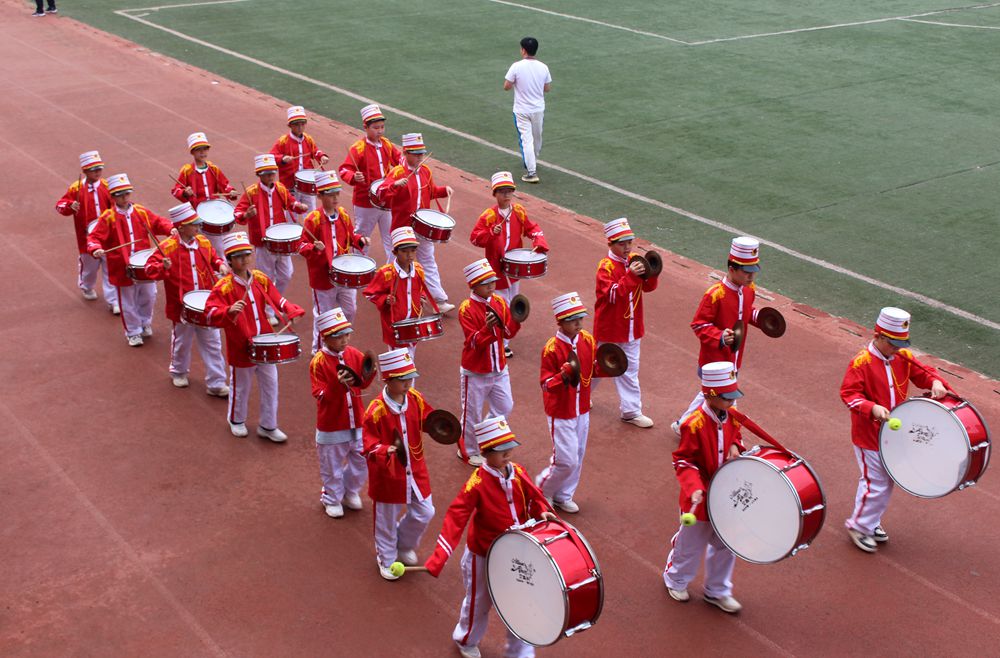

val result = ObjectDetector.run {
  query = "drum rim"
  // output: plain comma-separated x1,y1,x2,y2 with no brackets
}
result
392,314,443,327
294,169,318,181
182,289,211,305
878,396,983,498
485,526,571,647
331,254,377,273
251,333,300,345
502,248,548,264
264,224,304,239
706,449,812,564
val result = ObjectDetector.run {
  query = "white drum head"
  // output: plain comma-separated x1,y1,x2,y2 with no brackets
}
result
265,224,303,240
487,531,567,646
369,179,383,196
128,248,154,266
197,200,235,226
708,457,801,563
253,333,298,346
87,220,98,233
183,290,210,310
504,248,546,264
295,169,317,185
414,209,456,229
880,398,970,497
331,254,376,274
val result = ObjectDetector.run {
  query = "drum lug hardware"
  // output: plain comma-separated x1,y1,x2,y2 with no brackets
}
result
971,440,990,451
953,401,970,411
800,504,824,516
542,531,570,545
564,621,592,637
958,481,977,490
781,459,803,472
745,445,761,455
790,543,811,556
567,575,598,591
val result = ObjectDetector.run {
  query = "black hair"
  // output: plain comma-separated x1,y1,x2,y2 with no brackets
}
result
520,37,539,56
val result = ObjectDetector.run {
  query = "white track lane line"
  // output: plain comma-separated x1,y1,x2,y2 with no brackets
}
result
900,17,1000,28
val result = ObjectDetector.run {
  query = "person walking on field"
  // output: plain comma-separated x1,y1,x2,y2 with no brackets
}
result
504,37,551,184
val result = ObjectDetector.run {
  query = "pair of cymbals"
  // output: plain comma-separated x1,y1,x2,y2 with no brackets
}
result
730,307,786,351
336,350,377,386
563,344,630,386
627,250,663,279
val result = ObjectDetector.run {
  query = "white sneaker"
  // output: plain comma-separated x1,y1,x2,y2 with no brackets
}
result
110,303,121,315
324,503,344,518
82,288,98,300
257,426,288,443
343,493,363,510
171,374,189,388
847,528,877,553
126,335,144,347
229,422,248,438
623,414,654,428
554,499,579,514
456,644,482,658
704,594,742,614
521,173,540,183
206,386,230,398
667,587,689,602
378,559,400,581
398,549,418,566
141,326,153,338
437,301,455,315
873,525,889,543
671,421,681,437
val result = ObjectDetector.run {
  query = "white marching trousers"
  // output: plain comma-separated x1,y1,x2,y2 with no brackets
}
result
169,322,227,388
415,237,448,302
458,369,514,459
514,111,544,175
452,548,535,658
316,438,367,506
228,364,278,428
537,413,590,503
79,254,116,305
311,287,357,352
354,206,393,264
372,497,435,568
600,339,643,419
846,446,894,536
117,283,156,337
662,522,736,598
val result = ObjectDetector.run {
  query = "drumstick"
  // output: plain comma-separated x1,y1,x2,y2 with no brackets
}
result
240,181,255,204
444,190,452,215
726,408,788,452
142,219,167,258
101,237,144,254
168,173,187,188
400,152,434,183
274,319,294,336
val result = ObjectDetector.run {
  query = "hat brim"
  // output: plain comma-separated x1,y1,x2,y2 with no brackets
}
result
111,189,133,196
492,184,516,192
737,264,761,272
886,337,911,348
719,389,744,400
470,275,499,287
323,327,353,337
387,372,419,381
405,148,427,155
318,188,342,195
558,311,588,322
82,165,104,171
485,439,520,452
288,119,307,125
609,234,636,243
226,248,253,258
184,218,204,226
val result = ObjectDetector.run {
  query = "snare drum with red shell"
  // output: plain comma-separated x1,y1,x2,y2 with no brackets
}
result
197,199,236,235
181,290,212,326
707,446,826,564
329,254,377,289
248,333,301,365
411,209,456,243
368,178,387,210
880,395,991,498
487,519,603,647
391,315,444,343
263,223,304,255
294,169,318,196
127,248,156,283
502,248,548,280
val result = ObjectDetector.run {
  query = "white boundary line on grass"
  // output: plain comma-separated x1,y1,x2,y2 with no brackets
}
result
114,3,1000,331
900,17,1000,29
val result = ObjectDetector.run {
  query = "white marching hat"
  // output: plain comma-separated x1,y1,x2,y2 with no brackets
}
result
187,132,210,151
875,306,911,347
701,361,742,399
287,105,307,124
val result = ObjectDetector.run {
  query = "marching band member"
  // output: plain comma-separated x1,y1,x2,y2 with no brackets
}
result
469,171,548,357
425,416,555,658
663,361,745,614
144,202,229,395
170,132,237,206
674,237,763,435
55,150,116,311
269,105,328,191
363,227,439,356
87,173,173,347
309,307,376,518
338,104,401,263
376,133,455,314
204,232,305,442
362,348,437,580
233,154,307,322
840,307,949,553
535,292,597,514
457,259,520,467
593,218,658,428
298,171,368,353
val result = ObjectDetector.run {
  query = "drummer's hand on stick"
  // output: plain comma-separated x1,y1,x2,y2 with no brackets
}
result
393,177,408,188
727,444,741,460
184,186,195,198
281,155,293,164
358,237,370,248
353,171,365,184
93,249,106,259
385,294,396,307
228,300,246,317
162,257,172,270
319,155,329,166
313,240,325,251
721,328,735,346
930,380,948,399
244,206,257,218
492,223,502,235
70,200,80,212
871,405,891,422
227,190,239,200
691,489,704,505
539,511,558,522
293,202,309,213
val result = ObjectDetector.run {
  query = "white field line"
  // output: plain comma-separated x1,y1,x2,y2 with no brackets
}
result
123,0,250,11
115,6,1000,331
900,17,1000,28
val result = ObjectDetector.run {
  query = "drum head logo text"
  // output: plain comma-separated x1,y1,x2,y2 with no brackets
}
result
909,424,936,445
728,481,758,512
511,558,535,586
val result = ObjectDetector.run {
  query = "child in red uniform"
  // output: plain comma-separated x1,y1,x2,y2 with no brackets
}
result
593,217,659,428
144,202,229,395
363,227,439,356
54,150,116,309
839,307,948,552
425,416,556,658
338,104,401,263
663,361,745,614
298,171,368,352
170,132,237,206
309,307,377,518
270,105,328,191
204,232,305,442
469,171,548,357
457,259,520,467
362,349,437,580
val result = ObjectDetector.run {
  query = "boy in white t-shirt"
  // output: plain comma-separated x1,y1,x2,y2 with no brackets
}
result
504,37,552,184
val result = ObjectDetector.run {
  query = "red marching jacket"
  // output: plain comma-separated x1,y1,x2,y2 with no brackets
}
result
459,294,520,374
170,162,235,205
338,137,402,208
540,330,598,419
691,279,760,369
840,345,945,451
144,235,225,322
363,263,440,348
309,345,377,432
55,178,112,254
86,204,173,287
270,132,327,190
594,254,659,343
233,182,295,247
203,270,305,367
376,163,448,232
362,389,435,504
673,406,746,523
469,204,549,291
425,463,553,576
297,207,365,291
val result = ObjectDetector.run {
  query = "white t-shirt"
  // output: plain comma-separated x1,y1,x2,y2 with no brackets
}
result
505,58,551,114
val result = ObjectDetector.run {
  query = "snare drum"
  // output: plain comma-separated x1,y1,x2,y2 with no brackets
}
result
126,248,156,283
197,199,236,235
263,223,304,254
487,519,603,647
707,446,826,564
181,290,212,327
330,254,377,288
368,178,387,210
294,169,319,216
880,396,991,498
391,315,444,343
502,248,548,279
411,209,456,243
248,333,301,365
